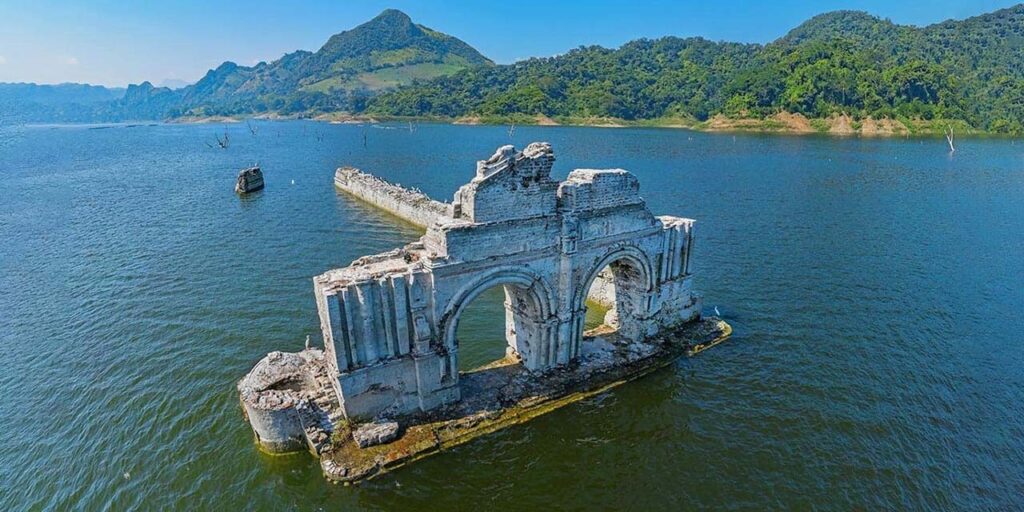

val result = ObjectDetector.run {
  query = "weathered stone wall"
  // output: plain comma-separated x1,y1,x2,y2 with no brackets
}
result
558,169,644,212
334,167,453,227
452,143,559,223
332,159,617,307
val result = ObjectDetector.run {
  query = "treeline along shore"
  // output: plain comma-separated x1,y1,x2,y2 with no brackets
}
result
308,111,993,138
4,6,1024,136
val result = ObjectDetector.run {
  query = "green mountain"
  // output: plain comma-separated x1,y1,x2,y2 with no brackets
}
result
4,5,1024,133
369,5,1024,134
0,9,491,123
173,9,492,116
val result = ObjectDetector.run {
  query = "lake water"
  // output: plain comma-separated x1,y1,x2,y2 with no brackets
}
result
1,121,1022,510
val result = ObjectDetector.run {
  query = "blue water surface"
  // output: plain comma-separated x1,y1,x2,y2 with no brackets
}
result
1,121,1022,510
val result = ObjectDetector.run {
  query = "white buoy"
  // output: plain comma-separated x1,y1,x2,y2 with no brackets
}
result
291,179,295,185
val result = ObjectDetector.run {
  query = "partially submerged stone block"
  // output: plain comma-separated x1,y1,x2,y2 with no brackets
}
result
352,421,400,448
235,166,264,194
238,351,312,452
334,166,451,226
238,349,338,454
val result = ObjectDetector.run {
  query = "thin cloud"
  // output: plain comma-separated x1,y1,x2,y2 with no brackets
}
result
65,56,79,66
0,55,6,65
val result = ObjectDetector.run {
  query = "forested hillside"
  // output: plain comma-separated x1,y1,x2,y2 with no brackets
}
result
4,6,1023,134
369,6,1024,133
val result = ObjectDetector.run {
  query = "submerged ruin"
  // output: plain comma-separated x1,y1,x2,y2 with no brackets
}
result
235,166,264,194
238,142,730,483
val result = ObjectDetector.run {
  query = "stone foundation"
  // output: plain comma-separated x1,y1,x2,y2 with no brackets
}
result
240,318,730,482
320,317,731,483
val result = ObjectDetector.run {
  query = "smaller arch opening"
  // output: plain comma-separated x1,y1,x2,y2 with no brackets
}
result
582,257,650,340
584,267,616,333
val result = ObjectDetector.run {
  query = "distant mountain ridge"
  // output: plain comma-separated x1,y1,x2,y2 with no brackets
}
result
170,9,492,117
1,9,491,123
369,4,1024,134
0,82,126,124
3,6,1024,134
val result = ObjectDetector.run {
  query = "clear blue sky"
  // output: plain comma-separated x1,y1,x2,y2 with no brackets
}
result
0,0,1018,87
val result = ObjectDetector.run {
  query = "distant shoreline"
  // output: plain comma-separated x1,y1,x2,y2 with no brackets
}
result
154,111,1014,138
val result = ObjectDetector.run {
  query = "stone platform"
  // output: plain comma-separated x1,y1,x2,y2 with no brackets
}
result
240,317,730,483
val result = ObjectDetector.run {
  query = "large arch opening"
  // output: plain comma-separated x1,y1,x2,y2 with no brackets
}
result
452,286,515,372
440,270,553,382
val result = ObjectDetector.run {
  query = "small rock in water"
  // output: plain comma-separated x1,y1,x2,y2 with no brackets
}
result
352,421,400,448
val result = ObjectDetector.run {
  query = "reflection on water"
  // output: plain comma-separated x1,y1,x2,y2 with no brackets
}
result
584,300,611,331
456,287,509,371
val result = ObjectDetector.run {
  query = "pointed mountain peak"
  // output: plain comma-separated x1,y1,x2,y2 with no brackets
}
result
313,8,490,70
372,9,413,24
357,8,418,35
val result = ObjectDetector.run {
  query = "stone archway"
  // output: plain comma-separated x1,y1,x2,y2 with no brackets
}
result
574,246,656,344
303,142,700,421
440,268,555,378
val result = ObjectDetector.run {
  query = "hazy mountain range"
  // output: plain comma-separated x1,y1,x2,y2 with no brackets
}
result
0,10,490,124
3,6,1024,134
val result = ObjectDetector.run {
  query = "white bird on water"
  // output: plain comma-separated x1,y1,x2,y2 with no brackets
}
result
291,179,296,185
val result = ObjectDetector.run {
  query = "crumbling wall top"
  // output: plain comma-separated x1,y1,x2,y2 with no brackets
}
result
315,245,425,292
452,142,558,224
472,142,554,182
558,169,644,212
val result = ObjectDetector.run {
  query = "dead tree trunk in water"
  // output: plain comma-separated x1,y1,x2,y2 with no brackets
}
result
215,132,230,149
945,126,955,153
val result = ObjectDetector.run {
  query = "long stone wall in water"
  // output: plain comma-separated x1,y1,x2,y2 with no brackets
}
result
334,167,452,227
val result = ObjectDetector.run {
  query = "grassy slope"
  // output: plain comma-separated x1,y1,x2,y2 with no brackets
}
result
302,62,468,93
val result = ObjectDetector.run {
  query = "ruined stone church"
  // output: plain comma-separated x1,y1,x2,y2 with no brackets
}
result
317,142,700,420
